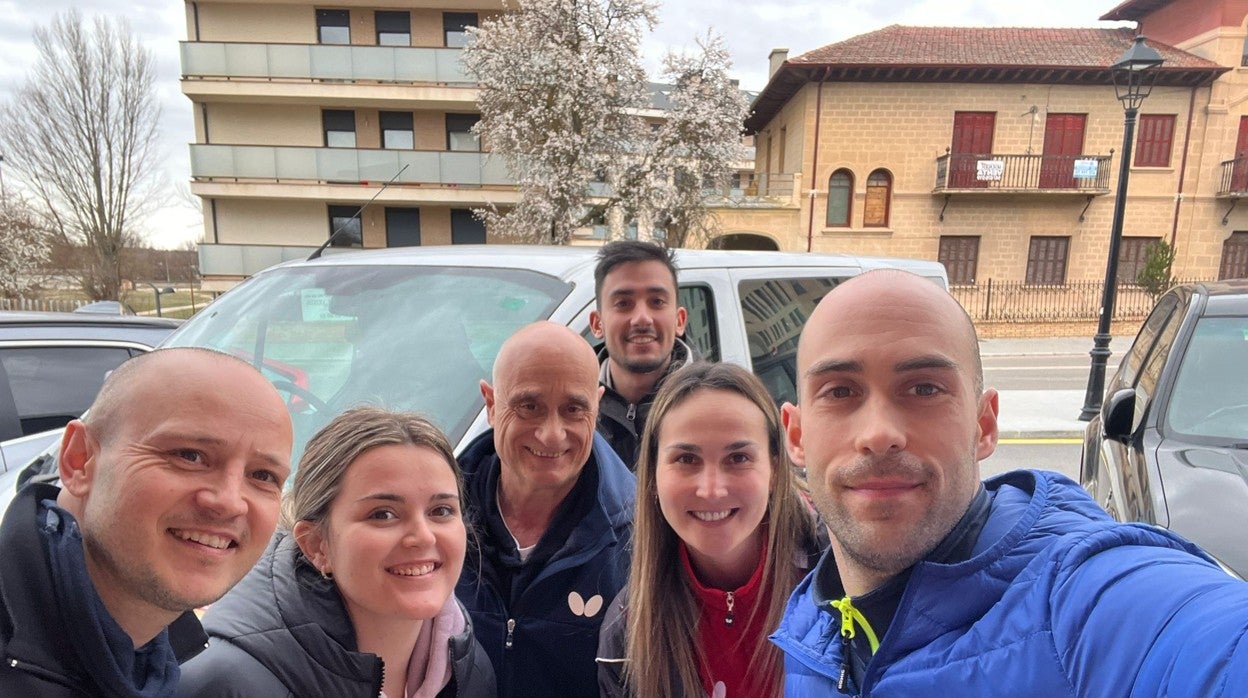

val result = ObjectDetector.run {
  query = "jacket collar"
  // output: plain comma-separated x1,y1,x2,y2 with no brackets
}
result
596,338,694,397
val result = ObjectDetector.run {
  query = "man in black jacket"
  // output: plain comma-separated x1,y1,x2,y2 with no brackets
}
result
0,348,293,696
590,240,694,468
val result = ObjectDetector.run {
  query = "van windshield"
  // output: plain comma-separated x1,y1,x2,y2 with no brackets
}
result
167,264,571,463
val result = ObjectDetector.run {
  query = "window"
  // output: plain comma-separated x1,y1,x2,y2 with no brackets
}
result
826,169,852,227
1117,236,1161,284
323,109,356,148
938,236,980,285
1135,115,1176,167
380,111,413,150
1025,236,1069,285
1221,231,1248,279
451,209,486,244
444,12,477,47
385,207,420,247
328,205,363,247
0,346,135,436
863,169,892,227
316,9,350,45
446,113,480,152
375,11,410,46
738,276,840,405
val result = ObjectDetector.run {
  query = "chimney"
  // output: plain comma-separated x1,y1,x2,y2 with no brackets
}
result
768,48,789,80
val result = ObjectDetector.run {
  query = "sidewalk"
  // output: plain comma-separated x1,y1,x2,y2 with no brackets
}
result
981,336,1134,439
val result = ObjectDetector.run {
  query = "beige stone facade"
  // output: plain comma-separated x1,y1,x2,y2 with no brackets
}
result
730,17,1248,289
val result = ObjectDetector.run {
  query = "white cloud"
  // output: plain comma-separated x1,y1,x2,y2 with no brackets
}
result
0,0,1132,248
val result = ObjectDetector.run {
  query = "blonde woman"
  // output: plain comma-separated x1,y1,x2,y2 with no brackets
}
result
597,362,823,697
179,407,495,697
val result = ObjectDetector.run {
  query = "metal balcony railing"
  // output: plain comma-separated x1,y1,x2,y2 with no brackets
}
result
189,144,512,187
934,153,1112,193
180,41,470,84
1217,156,1248,196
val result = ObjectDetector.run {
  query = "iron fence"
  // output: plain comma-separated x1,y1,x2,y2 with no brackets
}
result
0,298,90,313
949,278,1208,322
1217,156,1248,196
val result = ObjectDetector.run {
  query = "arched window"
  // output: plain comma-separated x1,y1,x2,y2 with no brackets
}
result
826,169,853,227
864,169,892,227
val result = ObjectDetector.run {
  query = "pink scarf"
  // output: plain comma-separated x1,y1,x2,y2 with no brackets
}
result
381,595,466,698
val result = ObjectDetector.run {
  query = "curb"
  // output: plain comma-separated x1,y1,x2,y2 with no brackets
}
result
998,429,1084,440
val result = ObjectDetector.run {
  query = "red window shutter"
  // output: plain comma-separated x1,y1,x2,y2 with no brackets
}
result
1135,115,1175,167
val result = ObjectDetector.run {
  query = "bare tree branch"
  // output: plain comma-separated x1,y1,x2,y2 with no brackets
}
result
0,10,163,300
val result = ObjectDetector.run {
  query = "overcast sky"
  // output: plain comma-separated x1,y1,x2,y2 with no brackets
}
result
0,0,1131,248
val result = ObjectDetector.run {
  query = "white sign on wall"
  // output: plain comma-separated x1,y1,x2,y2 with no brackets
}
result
1073,159,1099,179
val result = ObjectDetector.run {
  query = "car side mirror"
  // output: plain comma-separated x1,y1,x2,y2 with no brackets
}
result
1102,388,1137,443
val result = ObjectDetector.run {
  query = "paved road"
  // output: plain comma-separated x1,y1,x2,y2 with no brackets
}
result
984,354,1121,391
983,440,1081,481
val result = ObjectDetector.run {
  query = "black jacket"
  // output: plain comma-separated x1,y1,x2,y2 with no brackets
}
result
595,338,695,469
0,482,207,696
178,533,495,697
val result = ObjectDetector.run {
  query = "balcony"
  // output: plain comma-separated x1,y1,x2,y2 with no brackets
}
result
934,153,1112,194
199,243,325,282
190,144,512,187
1217,157,1248,197
181,42,470,84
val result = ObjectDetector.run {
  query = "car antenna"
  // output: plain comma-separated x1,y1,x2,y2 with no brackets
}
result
307,163,410,261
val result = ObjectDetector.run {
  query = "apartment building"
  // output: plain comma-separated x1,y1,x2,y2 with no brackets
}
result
742,20,1246,286
182,0,506,288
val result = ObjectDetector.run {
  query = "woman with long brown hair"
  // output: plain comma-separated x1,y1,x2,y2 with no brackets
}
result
597,362,823,697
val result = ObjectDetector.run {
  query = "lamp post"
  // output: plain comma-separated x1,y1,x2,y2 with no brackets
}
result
1079,36,1164,421
145,282,176,318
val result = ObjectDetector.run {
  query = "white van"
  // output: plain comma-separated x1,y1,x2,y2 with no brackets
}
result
4,245,946,501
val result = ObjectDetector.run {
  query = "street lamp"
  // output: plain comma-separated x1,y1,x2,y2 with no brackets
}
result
145,282,176,318
1079,35,1164,421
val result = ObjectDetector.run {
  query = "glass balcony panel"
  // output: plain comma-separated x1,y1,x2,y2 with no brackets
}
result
442,152,482,185
358,149,401,181
224,43,269,78
274,148,318,179
310,45,355,80
181,42,228,76
353,47,398,81
190,145,235,178
436,49,469,83
233,146,279,179
397,151,442,182
481,155,511,185
317,148,362,181
267,44,313,78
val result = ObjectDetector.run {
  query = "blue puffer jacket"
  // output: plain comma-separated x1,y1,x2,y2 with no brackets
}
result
773,470,1248,697
455,430,635,698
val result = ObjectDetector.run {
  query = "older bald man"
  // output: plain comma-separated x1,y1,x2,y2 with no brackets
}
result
773,270,1248,697
455,321,634,698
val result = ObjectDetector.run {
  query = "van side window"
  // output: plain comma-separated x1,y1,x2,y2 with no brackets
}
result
678,285,719,362
739,277,839,405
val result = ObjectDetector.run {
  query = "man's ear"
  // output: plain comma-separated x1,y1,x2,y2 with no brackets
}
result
674,305,688,336
975,389,1000,461
781,402,805,467
58,420,97,498
589,310,604,339
292,520,329,574
480,380,496,426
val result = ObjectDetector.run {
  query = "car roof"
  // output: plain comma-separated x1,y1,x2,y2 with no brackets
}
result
0,311,182,346
272,244,948,282
1190,279,1248,316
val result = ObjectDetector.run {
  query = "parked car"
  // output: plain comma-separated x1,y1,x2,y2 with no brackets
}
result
1080,280,1248,579
5,245,946,506
0,311,182,507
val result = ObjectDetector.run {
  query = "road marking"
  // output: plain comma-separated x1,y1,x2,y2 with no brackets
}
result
985,365,1120,371
999,438,1083,445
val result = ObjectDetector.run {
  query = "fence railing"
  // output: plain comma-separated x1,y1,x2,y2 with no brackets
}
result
935,153,1112,193
949,278,1207,322
0,298,91,313
1217,156,1248,196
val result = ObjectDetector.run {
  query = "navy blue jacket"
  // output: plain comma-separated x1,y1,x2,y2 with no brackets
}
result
456,430,634,698
773,470,1248,696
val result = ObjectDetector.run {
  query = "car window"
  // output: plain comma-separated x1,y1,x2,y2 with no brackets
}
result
1132,303,1184,427
0,346,134,436
678,285,719,362
166,264,571,464
738,277,840,405
1164,316,1248,441
1120,293,1179,388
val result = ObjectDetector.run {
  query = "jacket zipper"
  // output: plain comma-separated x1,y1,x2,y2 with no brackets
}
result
724,591,735,627
505,618,516,649
626,403,636,421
